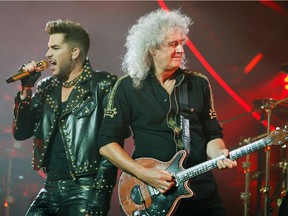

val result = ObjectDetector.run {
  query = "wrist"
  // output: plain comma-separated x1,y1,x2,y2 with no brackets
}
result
20,87,33,100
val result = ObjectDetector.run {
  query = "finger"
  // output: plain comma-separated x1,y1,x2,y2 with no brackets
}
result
217,159,226,169
25,61,38,72
23,65,35,72
222,149,229,157
162,181,173,188
159,185,168,194
160,180,175,192
30,60,37,67
221,159,237,169
160,170,174,181
227,159,237,168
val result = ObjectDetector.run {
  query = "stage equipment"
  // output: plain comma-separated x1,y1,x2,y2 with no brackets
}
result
274,137,288,213
240,133,267,216
253,97,288,216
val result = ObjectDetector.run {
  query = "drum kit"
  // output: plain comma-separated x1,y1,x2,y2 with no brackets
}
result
222,97,288,216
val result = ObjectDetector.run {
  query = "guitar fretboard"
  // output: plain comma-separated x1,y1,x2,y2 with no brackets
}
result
175,137,272,183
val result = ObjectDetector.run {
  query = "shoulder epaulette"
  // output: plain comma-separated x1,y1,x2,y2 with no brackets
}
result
104,74,129,118
185,70,218,120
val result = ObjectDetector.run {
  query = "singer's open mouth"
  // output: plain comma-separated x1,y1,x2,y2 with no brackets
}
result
49,59,56,65
49,59,56,70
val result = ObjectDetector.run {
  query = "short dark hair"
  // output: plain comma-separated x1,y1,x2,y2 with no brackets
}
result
45,19,90,57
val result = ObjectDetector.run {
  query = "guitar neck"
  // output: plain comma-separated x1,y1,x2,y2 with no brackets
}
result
229,137,271,160
175,136,272,183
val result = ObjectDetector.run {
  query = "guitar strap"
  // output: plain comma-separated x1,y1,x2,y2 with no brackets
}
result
178,77,191,152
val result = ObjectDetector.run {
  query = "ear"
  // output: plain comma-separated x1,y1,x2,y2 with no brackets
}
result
71,47,80,60
149,48,156,56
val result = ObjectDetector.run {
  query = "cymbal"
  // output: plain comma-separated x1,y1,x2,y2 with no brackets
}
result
253,97,288,109
219,98,287,125
253,98,288,122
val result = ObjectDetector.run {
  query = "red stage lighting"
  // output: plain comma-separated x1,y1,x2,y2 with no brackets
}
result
284,75,288,90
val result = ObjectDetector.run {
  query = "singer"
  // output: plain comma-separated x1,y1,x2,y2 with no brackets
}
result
11,19,117,216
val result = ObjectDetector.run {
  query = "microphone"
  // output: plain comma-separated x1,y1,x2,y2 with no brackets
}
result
6,60,49,83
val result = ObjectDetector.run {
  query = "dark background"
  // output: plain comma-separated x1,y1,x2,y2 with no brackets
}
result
0,1,288,215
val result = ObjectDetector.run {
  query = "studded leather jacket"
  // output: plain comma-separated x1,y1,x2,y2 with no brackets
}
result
12,59,118,190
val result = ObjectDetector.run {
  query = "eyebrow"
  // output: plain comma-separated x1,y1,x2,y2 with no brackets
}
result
167,39,186,45
49,44,60,49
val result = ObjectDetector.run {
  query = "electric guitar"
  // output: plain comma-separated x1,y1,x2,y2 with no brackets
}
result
118,126,288,216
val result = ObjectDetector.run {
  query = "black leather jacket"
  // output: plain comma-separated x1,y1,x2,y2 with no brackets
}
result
12,59,117,190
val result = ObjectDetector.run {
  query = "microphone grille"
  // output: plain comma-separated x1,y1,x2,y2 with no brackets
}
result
36,60,49,71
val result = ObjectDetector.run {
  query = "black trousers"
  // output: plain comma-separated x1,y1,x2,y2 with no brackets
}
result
120,189,227,216
174,189,227,216
25,177,96,216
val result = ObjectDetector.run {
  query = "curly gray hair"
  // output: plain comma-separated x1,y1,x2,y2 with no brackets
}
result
122,9,193,88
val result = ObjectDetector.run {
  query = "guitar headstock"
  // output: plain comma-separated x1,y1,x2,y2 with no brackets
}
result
268,126,288,146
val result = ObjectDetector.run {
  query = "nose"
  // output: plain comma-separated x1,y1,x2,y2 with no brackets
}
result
45,48,52,58
175,43,184,54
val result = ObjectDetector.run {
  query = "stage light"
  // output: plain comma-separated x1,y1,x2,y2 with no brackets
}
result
244,53,263,74
4,201,8,208
280,63,288,92
284,75,288,90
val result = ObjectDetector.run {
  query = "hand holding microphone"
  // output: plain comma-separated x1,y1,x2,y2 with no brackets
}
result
6,60,49,87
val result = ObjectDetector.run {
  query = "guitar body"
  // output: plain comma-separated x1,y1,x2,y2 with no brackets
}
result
119,150,193,216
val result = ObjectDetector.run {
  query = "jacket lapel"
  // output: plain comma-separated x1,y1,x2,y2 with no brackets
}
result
61,59,93,116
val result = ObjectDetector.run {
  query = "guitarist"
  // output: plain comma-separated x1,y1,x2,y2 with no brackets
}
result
99,9,237,216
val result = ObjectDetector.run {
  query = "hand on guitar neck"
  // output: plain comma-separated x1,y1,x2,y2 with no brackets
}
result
207,138,238,170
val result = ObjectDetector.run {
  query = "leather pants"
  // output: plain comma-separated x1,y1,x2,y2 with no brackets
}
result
25,177,98,216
